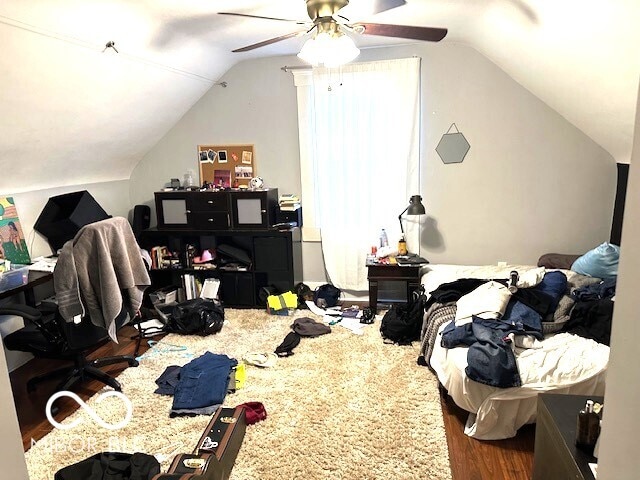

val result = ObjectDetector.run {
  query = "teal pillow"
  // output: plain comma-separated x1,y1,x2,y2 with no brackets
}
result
571,242,620,278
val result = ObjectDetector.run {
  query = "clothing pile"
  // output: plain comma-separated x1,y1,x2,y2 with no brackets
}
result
155,351,237,417
438,271,568,388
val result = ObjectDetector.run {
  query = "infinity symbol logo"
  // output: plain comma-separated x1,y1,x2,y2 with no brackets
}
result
45,391,133,431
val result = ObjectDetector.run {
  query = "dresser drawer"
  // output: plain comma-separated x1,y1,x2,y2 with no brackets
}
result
190,211,230,230
190,193,229,212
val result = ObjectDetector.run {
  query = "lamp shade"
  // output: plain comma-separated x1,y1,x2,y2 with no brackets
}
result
298,31,360,68
407,195,426,215
398,194,425,235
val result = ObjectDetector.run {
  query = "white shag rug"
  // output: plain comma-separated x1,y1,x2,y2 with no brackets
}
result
24,309,451,479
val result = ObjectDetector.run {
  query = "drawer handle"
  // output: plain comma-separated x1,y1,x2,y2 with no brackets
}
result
185,210,191,214
261,209,266,213
208,218,214,222
207,200,214,204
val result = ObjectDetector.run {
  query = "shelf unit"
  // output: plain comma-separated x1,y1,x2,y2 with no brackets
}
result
142,227,302,308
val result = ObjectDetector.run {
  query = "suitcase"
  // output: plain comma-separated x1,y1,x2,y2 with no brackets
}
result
152,406,247,480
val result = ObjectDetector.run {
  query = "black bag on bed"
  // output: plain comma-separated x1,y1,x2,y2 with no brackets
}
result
380,286,426,345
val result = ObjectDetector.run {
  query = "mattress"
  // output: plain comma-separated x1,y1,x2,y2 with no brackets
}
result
422,264,609,440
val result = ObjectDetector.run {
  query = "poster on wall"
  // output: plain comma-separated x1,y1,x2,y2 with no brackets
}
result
0,197,31,265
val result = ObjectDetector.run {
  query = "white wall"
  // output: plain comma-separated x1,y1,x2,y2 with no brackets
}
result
3,180,132,259
597,82,640,480
131,43,614,285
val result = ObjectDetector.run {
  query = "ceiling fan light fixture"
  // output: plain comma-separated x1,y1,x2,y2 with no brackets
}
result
297,30,360,68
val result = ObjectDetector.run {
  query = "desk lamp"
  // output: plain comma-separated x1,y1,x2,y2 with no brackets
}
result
398,195,425,255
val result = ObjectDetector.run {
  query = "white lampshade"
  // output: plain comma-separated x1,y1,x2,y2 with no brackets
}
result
298,31,360,68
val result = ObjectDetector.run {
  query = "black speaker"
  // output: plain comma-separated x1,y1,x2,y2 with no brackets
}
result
34,190,110,253
132,204,151,242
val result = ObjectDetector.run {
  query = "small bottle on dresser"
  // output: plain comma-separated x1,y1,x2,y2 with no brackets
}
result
380,229,389,248
575,399,600,456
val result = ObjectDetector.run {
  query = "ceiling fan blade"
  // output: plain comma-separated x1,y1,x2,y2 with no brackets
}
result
371,0,407,14
218,12,308,25
354,22,447,42
232,31,307,53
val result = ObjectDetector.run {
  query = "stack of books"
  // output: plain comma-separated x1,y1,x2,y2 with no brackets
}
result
279,194,301,211
182,273,201,300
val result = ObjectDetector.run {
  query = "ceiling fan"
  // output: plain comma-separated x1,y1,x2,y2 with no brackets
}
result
219,0,447,54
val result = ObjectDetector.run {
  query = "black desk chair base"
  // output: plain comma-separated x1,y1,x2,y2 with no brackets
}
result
26,355,139,393
1,304,140,395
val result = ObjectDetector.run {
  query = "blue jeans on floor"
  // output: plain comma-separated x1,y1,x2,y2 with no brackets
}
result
172,352,237,410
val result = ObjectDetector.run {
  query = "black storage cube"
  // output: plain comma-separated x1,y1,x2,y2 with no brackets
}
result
276,208,302,227
34,190,110,252
220,272,254,306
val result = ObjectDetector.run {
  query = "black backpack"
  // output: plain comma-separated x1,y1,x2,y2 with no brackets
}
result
313,284,342,308
165,298,225,336
293,282,314,308
380,287,426,345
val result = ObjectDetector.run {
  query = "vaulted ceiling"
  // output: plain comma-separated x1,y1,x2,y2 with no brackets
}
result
1,0,638,193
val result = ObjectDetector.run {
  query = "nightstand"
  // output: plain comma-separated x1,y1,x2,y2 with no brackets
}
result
366,260,424,313
532,393,602,480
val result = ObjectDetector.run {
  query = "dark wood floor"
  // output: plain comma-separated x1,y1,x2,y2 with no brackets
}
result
9,326,535,479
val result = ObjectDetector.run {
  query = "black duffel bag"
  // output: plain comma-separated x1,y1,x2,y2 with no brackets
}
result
380,286,426,345
165,298,225,336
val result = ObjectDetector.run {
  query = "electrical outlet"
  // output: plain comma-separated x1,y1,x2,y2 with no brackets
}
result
498,261,507,267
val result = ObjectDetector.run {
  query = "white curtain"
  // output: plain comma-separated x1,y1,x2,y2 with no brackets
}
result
294,58,421,290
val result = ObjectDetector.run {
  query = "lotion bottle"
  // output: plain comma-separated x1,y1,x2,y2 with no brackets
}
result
575,399,600,456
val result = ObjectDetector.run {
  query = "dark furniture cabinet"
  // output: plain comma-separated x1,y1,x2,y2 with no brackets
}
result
155,191,230,230
150,189,298,307
533,393,602,480
366,261,423,313
142,227,302,308
154,189,278,230
229,189,278,229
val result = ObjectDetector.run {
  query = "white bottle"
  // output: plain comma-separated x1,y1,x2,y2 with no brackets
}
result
380,229,389,248
184,170,195,188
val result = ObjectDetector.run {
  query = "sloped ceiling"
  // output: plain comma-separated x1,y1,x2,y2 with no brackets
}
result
1,0,638,193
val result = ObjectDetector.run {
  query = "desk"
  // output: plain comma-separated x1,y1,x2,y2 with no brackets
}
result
366,261,423,313
0,270,53,306
533,393,602,480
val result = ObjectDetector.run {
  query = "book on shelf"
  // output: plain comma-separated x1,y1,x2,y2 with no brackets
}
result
279,194,301,211
279,203,301,211
181,273,201,300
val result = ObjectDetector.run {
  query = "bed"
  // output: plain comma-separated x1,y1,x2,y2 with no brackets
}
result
420,264,610,440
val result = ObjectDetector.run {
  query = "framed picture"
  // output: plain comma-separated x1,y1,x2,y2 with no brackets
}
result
242,150,253,164
218,150,228,163
213,169,231,188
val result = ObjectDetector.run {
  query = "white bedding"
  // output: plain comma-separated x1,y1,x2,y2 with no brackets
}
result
422,264,609,440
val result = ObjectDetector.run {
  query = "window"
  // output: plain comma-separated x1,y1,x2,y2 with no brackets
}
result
294,58,421,290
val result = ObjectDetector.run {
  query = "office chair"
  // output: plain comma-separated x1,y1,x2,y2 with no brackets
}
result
1,303,138,392
1,216,151,393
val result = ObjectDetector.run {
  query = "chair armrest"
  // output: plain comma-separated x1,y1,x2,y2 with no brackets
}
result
0,304,42,322
0,304,63,345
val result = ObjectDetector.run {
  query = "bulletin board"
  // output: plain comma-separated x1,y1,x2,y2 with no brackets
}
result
197,144,256,188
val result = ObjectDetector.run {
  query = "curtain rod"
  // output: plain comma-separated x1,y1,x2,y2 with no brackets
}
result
281,66,310,72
